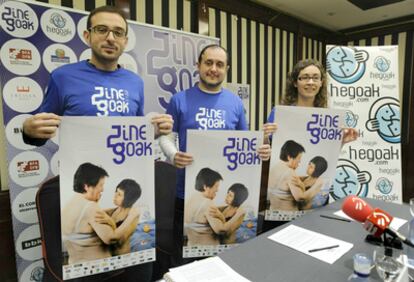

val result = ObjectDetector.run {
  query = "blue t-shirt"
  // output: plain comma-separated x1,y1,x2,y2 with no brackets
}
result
167,85,247,199
40,60,144,117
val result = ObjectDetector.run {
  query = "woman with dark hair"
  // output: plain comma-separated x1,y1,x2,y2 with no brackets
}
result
96,179,142,255
292,156,328,210
209,183,249,244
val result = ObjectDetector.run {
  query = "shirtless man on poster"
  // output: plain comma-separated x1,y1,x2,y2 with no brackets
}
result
62,162,138,264
184,167,244,246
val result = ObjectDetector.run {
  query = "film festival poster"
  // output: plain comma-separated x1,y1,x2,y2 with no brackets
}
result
265,106,345,221
183,130,263,258
59,117,156,280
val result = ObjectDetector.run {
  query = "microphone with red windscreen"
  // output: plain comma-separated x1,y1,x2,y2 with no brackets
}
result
341,195,373,222
342,195,414,248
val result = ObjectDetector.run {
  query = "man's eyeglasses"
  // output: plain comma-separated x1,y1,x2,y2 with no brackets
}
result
297,76,322,82
89,25,127,39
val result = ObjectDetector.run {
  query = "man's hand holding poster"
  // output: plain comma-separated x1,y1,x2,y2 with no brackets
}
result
183,130,263,258
265,106,345,221
59,117,156,280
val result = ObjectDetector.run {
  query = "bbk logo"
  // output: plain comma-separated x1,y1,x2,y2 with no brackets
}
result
0,1,38,38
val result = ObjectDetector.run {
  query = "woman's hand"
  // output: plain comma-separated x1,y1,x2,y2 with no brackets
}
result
95,210,116,229
291,175,305,191
342,128,359,145
209,206,225,222
257,144,271,161
263,122,277,144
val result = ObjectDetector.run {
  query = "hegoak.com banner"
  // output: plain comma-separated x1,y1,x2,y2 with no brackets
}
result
326,45,402,203
0,0,217,279
265,106,345,221
59,117,155,280
183,130,262,258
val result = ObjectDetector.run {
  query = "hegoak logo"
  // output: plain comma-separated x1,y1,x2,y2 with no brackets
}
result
326,46,369,84
366,97,400,143
330,159,371,200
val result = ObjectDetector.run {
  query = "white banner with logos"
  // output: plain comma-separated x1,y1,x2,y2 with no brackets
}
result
0,0,218,280
183,130,262,258
326,45,402,203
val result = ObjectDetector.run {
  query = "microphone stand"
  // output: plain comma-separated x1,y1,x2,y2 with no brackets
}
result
365,233,403,252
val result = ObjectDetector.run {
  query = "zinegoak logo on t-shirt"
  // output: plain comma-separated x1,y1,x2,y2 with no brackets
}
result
195,107,226,130
91,86,129,116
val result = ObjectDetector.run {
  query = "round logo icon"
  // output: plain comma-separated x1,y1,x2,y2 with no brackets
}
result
0,1,39,38
344,110,358,128
42,43,77,73
5,114,37,151
20,260,44,282
330,159,371,200
2,77,43,113
12,188,38,224
119,53,138,73
373,56,391,72
16,224,42,261
76,15,88,45
0,39,41,75
326,46,369,84
375,177,393,195
366,97,400,143
40,9,75,43
9,151,49,187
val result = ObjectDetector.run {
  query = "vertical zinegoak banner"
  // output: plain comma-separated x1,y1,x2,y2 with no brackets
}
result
326,45,402,203
59,116,155,280
183,130,262,258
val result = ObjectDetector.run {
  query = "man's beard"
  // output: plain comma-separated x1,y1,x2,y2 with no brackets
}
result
92,48,120,64
199,76,223,89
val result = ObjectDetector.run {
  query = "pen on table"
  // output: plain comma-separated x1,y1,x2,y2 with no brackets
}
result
308,245,340,253
320,214,351,222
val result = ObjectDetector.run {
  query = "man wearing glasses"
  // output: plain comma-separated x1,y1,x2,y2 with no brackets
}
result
22,5,164,282
23,6,173,145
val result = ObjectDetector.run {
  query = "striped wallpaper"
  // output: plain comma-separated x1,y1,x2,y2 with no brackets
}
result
33,0,324,131
29,0,414,132
26,0,414,131
0,0,408,192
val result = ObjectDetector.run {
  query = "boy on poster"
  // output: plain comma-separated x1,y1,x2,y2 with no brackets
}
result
183,130,263,258
59,117,156,280
265,106,345,221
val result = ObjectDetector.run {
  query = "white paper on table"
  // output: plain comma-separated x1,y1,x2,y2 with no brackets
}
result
334,210,407,230
268,225,353,264
164,257,251,282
